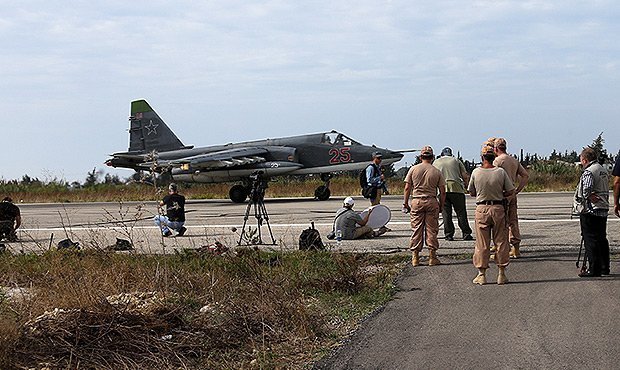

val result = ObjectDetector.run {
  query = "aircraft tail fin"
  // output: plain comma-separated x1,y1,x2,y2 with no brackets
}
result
128,100,186,153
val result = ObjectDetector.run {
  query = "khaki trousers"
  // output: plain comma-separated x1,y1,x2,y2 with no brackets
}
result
473,204,510,268
507,195,521,247
353,225,374,239
409,197,440,252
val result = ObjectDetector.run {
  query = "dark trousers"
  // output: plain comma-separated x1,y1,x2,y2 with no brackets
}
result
443,192,473,238
579,214,609,275
0,224,17,242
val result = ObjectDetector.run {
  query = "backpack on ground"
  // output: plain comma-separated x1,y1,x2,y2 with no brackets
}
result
57,238,80,250
299,222,325,251
107,238,133,251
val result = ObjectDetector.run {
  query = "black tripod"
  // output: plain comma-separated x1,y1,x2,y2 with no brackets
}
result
576,236,588,274
238,174,276,245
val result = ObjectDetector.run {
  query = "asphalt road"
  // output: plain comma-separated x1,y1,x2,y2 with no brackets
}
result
316,251,620,369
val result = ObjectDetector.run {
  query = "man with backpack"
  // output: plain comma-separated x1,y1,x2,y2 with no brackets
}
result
361,152,387,205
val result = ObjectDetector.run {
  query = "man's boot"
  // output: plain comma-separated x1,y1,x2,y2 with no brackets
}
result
473,268,487,285
428,249,441,266
497,266,508,285
411,250,420,267
509,245,520,259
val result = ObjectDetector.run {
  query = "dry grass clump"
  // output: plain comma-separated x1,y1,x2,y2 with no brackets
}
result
0,249,405,369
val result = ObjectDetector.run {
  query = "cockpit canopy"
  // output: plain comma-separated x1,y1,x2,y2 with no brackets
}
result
322,131,361,146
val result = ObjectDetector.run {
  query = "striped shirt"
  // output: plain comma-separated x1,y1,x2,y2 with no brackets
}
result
579,170,608,217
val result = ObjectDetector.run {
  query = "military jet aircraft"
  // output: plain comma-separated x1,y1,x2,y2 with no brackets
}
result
106,100,406,202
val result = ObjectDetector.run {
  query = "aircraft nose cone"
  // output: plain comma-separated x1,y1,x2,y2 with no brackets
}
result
382,150,403,161
373,149,403,165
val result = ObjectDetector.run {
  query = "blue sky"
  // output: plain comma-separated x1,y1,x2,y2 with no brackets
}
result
1,1,619,182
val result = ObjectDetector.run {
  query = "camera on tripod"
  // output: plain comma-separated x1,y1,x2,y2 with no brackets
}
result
248,171,268,202
238,170,276,245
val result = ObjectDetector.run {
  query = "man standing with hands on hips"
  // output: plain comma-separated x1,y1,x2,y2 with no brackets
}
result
493,137,529,258
403,146,446,267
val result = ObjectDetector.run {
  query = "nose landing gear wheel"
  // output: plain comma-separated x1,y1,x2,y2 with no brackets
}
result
314,185,331,201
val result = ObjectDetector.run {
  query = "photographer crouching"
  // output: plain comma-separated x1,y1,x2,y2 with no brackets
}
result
0,197,21,242
154,183,187,237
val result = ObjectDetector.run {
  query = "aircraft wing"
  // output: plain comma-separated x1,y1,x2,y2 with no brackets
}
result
138,147,270,170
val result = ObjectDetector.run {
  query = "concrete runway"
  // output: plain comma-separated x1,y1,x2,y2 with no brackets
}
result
4,192,620,254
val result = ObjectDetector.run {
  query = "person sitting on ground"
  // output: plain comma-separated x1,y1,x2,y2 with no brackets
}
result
153,183,187,237
0,197,21,242
334,197,387,240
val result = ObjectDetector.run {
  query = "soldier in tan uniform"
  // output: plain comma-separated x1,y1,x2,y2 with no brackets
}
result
493,138,529,258
403,146,446,267
468,144,515,285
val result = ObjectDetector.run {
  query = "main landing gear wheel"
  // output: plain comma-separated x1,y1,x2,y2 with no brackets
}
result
229,185,248,203
314,185,331,201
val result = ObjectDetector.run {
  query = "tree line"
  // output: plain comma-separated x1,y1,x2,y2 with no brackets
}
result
2,133,617,190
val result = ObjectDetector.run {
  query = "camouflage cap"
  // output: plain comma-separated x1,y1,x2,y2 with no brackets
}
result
168,183,178,192
420,145,434,158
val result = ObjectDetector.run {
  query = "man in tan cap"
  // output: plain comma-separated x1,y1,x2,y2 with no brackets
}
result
468,144,514,285
403,146,446,267
493,138,529,258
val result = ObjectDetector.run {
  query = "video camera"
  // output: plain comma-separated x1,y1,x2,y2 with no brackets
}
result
249,171,268,202
249,170,264,182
